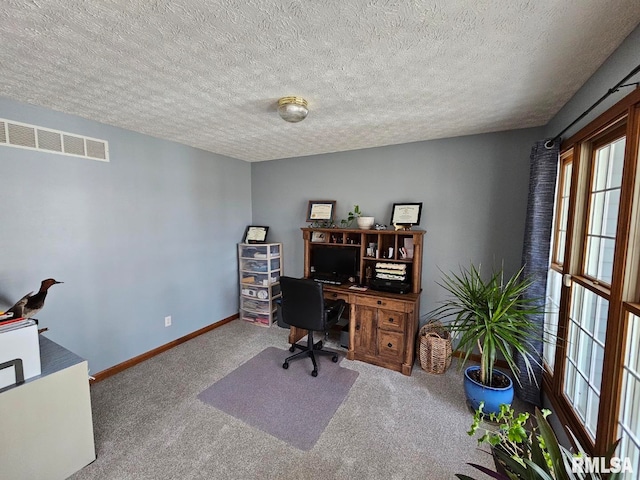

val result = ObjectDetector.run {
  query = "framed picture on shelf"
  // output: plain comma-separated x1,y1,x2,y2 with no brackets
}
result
311,231,327,242
390,202,423,226
243,226,269,244
306,200,336,223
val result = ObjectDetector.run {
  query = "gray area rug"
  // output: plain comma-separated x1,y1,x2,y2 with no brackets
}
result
198,346,359,451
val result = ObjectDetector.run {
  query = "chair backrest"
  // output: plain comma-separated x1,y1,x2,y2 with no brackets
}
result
280,276,326,331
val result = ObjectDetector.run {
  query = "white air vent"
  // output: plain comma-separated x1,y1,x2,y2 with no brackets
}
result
8,123,36,148
86,139,106,159
37,129,62,152
63,134,85,156
0,118,109,162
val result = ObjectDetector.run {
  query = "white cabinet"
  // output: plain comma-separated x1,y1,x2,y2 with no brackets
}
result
0,336,96,479
238,243,282,327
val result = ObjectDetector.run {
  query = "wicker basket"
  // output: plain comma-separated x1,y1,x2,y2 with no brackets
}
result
418,321,452,374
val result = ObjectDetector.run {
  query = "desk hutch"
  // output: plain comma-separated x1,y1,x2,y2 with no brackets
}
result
289,227,425,375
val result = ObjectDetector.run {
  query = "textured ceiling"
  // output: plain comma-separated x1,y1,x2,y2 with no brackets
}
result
1,1,639,162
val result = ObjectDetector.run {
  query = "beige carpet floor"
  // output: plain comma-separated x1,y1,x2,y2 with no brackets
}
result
70,319,514,480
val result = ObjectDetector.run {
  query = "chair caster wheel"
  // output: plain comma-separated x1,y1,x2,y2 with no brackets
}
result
332,355,338,363
289,345,295,352
311,370,318,377
282,362,289,369
314,341,323,350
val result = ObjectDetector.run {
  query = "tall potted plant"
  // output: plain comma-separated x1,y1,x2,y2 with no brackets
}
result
429,263,544,413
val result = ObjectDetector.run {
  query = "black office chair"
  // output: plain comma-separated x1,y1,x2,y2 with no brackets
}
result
279,276,346,377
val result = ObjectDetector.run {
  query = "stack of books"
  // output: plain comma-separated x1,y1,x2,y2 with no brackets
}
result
374,262,407,282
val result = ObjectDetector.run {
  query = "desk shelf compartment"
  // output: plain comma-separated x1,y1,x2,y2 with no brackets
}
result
238,242,282,327
363,233,416,261
312,230,362,246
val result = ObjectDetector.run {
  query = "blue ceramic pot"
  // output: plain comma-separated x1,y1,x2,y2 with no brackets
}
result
464,365,514,414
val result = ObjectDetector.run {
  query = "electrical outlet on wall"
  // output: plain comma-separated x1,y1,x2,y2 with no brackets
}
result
164,315,172,327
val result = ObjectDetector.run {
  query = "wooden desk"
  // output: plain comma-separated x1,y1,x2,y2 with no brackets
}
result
288,284,420,375
296,227,424,375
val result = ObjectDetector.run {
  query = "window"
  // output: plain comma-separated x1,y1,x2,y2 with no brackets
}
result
545,154,573,372
544,88,640,463
543,268,562,371
618,311,640,471
563,283,607,439
553,154,573,267
583,132,625,285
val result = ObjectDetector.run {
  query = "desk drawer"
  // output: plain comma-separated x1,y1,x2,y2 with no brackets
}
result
378,309,406,332
324,291,350,303
354,296,406,312
378,330,404,361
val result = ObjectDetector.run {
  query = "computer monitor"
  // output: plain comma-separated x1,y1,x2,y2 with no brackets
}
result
311,246,359,281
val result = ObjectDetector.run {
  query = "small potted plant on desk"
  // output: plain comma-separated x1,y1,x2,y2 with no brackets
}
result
340,205,374,229
429,263,545,414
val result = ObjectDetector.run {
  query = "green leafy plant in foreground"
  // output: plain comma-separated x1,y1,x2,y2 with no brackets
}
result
457,403,622,480
468,403,552,471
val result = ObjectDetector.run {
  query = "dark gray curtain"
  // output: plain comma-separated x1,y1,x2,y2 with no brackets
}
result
516,139,560,406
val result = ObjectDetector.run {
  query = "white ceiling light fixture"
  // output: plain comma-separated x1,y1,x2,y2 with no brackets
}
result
278,96,308,123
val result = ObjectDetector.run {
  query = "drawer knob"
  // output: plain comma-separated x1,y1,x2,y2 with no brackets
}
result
388,317,394,323
332,293,337,298
356,324,360,331
387,342,393,348
377,300,382,305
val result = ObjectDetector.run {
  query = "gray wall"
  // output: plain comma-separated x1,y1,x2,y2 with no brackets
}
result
0,97,251,373
251,127,543,318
